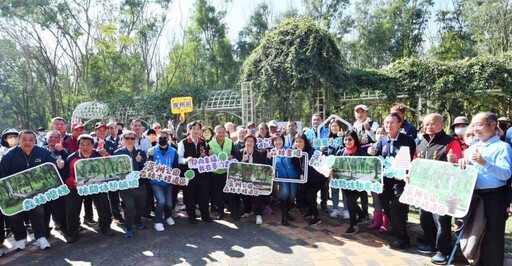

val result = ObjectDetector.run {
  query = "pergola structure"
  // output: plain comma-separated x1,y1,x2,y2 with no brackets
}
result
71,101,155,128
201,82,259,125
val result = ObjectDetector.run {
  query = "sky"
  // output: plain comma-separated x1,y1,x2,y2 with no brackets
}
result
164,0,454,43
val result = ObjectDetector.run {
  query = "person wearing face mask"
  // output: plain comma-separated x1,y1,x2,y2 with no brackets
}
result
36,127,47,146
450,116,470,151
0,128,19,161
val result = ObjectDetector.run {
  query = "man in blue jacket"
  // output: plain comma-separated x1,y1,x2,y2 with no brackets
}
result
0,130,65,250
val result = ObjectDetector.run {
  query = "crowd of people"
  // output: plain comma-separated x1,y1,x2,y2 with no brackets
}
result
0,103,510,266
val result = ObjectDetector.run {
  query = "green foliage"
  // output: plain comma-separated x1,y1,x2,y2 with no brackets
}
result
241,17,348,120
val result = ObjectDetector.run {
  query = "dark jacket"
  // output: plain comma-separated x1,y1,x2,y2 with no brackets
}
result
113,147,147,171
305,148,327,184
335,147,368,157
94,138,117,155
416,130,461,161
235,148,270,165
374,133,416,190
0,145,56,178
400,120,418,140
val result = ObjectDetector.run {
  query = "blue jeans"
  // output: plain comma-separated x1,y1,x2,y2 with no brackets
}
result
151,184,173,224
280,182,297,201
331,188,348,210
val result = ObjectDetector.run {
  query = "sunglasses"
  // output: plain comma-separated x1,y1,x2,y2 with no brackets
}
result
124,137,136,141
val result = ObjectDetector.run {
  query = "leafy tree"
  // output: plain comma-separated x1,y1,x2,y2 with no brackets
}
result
242,17,348,120
236,3,271,61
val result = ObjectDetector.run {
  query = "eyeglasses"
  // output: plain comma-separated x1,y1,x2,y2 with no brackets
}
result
344,138,354,142
124,137,136,141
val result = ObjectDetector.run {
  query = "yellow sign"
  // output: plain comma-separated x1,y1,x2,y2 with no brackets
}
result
170,97,194,114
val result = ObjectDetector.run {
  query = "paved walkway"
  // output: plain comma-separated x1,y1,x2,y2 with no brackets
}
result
0,205,510,265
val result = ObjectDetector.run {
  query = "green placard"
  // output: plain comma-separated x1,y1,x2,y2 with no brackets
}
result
400,159,477,218
74,155,132,187
330,156,383,193
0,163,69,216
225,162,273,196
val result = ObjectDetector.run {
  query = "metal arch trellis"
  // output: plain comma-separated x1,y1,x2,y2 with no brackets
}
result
71,101,109,124
71,101,156,127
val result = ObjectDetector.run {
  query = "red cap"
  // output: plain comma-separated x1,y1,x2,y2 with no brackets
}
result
71,122,84,130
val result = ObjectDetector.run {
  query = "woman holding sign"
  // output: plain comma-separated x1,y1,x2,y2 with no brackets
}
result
236,135,270,225
295,133,326,226
335,130,369,235
271,133,302,226
149,131,178,231
113,131,147,237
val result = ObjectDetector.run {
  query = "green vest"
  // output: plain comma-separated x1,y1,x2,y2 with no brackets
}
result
209,138,233,174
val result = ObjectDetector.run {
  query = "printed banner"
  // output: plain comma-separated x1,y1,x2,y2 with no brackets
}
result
187,152,238,173
330,156,383,193
139,161,195,186
399,159,477,218
78,172,140,196
312,137,344,149
271,151,309,183
74,155,138,196
224,162,273,196
0,163,70,216
309,150,336,177
379,146,411,180
256,138,273,150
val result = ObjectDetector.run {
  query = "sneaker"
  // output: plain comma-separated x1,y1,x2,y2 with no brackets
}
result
417,244,437,254
344,225,359,236
256,215,263,225
142,214,155,220
241,212,253,218
431,251,447,265
166,217,175,226
154,223,165,232
171,210,180,219
65,234,79,243
303,213,314,219
124,229,134,238
84,219,97,226
15,239,27,250
343,210,350,220
36,237,51,250
264,205,274,215
308,217,322,226
136,222,146,229
330,209,340,218
0,250,4,257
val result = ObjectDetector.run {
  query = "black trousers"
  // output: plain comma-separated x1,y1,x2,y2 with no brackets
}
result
242,195,263,215
345,189,366,227
66,190,112,237
295,184,306,209
304,181,325,218
211,173,227,216
183,177,210,221
361,191,369,214
119,185,147,229
476,186,508,266
0,213,4,243
108,191,123,220
142,179,155,216
83,195,94,221
226,193,241,219
420,209,452,255
10,205,46,241
380,186,409,242
320,181,329,208
44,196,67,230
